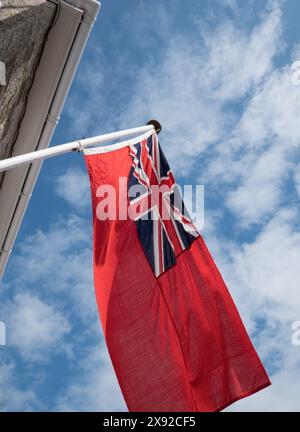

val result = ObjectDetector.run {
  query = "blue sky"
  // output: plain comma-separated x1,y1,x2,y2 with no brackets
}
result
1,0,300,411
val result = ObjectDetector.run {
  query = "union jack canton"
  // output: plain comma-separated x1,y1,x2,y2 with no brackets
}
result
128,133,199,277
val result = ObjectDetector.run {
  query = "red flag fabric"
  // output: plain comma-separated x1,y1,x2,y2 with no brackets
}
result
84,131,271,412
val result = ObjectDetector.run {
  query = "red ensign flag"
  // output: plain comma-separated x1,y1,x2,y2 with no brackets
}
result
84,131,271,412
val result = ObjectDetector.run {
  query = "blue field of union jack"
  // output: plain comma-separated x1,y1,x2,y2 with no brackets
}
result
128,133,199,277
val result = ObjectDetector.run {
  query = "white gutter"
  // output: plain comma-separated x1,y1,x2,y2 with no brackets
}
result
0,0,101,278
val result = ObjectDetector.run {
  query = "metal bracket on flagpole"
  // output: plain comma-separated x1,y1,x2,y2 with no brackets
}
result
74,140,84,153
147,120,162,134
0,121,162,173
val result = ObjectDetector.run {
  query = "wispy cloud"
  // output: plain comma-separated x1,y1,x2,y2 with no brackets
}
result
54,166,90,212
204,207,300,410
55,345,126,412
3,293,71,362
0,361,36,411
6,214,98,324
225,146,291,226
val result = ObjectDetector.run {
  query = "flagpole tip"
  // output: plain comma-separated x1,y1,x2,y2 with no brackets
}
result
147,120,162,134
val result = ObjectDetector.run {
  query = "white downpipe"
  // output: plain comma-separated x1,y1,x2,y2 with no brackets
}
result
0,125,154,173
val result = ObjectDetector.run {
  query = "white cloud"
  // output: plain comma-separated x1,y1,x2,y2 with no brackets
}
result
198,6,282,101
226,146,291,226
0,362,36,411
9,215,98,324
3,293,71,362
65,44,106,138
204,57,300,227
117,1,283,175
55,344,127,412
229,67,300,151
223,208,300,316
54,166,90,212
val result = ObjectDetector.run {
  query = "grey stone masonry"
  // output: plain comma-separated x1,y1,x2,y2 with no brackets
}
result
0,0,57,167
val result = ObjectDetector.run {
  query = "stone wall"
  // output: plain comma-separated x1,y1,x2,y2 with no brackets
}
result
0,0,57,169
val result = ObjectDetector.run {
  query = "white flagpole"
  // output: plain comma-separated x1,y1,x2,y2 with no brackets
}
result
0,123,159,173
